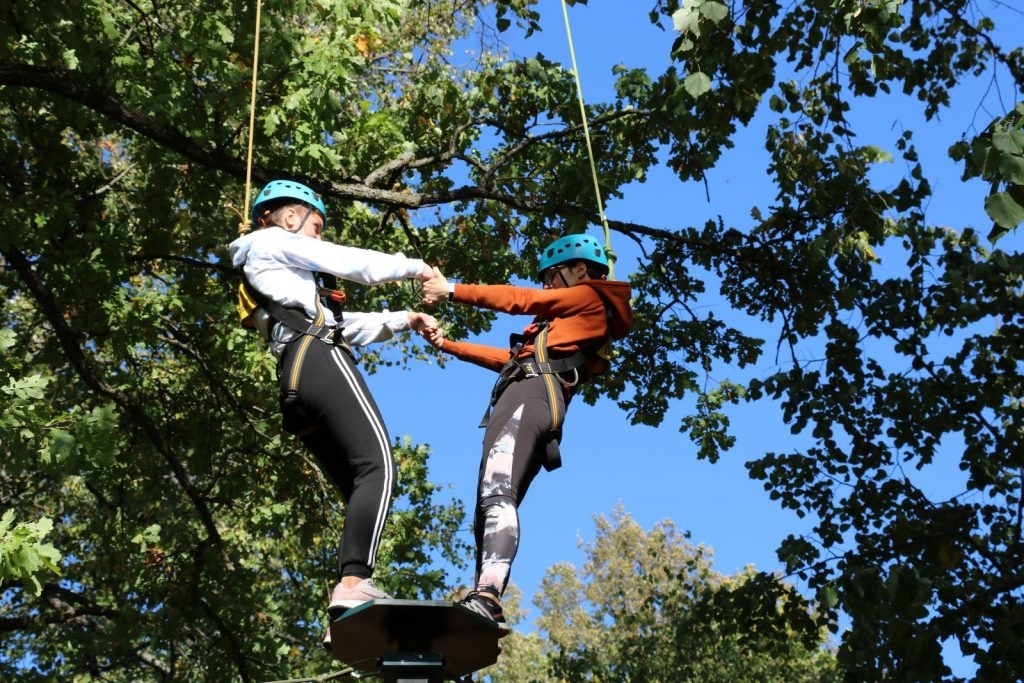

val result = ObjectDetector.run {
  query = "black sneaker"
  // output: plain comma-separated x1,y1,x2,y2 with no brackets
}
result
458,591,511,637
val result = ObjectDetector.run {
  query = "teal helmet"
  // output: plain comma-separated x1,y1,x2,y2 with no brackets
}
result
538,234,609,275
251,180,327,228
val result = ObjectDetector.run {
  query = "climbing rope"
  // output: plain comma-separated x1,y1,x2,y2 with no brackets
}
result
560,0,616,278
236,0,264,236
258,667,362,683
232,0,617,280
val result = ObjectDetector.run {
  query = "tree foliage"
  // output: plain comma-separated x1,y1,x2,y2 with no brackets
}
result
0,0,1022,680
510,507,839,682
0,510,62,597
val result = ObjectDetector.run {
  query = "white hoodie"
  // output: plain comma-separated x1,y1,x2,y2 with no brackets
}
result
228,226,426,347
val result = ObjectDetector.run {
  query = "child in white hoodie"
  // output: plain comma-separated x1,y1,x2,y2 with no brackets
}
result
228,180,435,634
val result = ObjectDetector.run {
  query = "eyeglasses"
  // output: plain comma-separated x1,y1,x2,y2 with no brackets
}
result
541,264,570,286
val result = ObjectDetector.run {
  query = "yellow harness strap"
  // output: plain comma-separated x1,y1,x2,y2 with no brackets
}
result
533,326,565,471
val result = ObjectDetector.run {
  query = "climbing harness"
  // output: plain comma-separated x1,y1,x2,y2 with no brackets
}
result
481,322,587,420
479,319,605,472
260,271,354,437
236,270,352,360
237,272,348,343
531,325,569,472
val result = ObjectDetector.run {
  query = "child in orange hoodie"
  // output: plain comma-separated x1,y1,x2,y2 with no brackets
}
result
420,234,633,634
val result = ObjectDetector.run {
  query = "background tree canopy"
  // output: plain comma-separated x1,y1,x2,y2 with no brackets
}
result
526,507,839,682
0,0,1021,681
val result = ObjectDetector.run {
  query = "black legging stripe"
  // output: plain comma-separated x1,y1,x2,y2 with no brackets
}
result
280,339,397,579
327,345,394,564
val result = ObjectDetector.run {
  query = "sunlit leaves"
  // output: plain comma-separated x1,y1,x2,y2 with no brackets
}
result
534,508,839,682
672,0,729,41
648,0,1024,678
683,71,712,99
0,1,475,680
0,511,62,596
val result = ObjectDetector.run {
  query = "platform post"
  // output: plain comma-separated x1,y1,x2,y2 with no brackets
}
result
379,652,445,683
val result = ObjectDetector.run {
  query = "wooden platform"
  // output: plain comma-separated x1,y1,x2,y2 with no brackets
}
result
328,599,501,680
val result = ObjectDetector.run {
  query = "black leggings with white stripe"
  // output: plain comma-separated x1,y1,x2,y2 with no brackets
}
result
278,338,396,581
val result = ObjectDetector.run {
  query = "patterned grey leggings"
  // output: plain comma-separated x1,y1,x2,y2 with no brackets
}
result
473,375,566,597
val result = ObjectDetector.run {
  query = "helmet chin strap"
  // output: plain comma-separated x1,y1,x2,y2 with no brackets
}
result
285,206,316,234
559,261,589,287
556,267,572,288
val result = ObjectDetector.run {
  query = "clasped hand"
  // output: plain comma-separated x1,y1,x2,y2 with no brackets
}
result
421,266,450,306
409,266,450,348
407,311,445,348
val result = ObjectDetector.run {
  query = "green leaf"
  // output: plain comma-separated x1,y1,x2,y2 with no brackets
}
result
992,129,1024,154
131,524,162,548
0,328,15,353
0,509,14,536
817,585,839,609
215,20,233,44
684,71,712,99
672,5,700,37
984,190,1024,231
46,429,78,464
3,374,49,400
996,152,1024,184
0,513,62,596
700,1,729,23
863,145,893,164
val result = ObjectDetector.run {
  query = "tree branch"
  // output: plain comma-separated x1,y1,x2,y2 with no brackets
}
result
0,63,572,214
943,3,1024,86
0,582,121,632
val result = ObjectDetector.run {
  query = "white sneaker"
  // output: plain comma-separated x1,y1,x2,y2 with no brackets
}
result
327,577,391,617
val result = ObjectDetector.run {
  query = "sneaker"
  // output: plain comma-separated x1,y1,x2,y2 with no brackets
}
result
458,591,510,637
328,577,391,617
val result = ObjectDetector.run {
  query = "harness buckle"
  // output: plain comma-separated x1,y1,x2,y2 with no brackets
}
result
521,362,539,378
304,324,346,347
304,323,328,338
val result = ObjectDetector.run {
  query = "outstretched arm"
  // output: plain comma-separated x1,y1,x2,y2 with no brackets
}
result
422,267,603,318
267,229,432,285
418,323,509,373
342,310,437,346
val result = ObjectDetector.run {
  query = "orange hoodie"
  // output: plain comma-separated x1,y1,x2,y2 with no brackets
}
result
441,279,634,374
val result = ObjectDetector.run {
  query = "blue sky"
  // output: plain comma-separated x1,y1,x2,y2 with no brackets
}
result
365,1,1018,675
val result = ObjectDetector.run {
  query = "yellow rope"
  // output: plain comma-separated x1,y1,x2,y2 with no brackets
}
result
237,0,264,236
560,0,615,278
